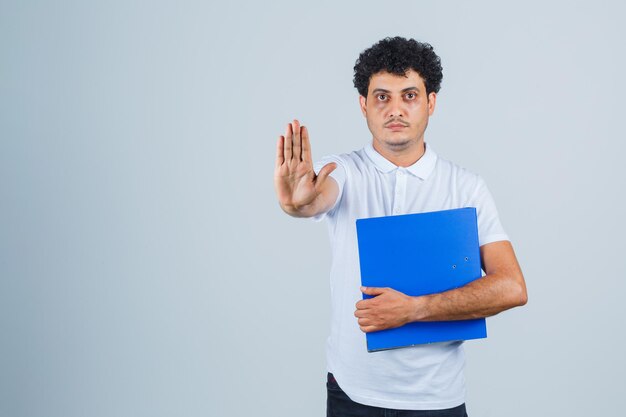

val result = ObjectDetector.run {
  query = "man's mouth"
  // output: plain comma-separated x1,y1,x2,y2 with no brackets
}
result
386,123,407,131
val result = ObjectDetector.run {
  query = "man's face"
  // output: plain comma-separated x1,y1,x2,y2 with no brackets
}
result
359,69,436,153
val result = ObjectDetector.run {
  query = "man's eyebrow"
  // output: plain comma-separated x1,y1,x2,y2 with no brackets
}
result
372,87,420,94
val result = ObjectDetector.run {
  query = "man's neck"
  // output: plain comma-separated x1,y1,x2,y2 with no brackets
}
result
372,138,426,167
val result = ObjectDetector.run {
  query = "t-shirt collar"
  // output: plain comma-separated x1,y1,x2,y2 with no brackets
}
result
364,141,438,180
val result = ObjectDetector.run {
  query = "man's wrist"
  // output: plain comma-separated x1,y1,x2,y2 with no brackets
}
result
279,198,316,217
409,295,430,322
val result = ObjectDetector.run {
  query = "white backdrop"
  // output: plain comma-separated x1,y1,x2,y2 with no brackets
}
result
1,1,625,416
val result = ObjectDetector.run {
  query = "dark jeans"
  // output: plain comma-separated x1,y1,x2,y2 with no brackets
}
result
327,373,468,417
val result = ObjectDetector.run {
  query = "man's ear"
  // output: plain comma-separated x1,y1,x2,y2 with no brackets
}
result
427,92,437,116
359,95,367,117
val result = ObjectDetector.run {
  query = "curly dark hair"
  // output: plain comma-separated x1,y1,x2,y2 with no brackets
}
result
353,36,443,98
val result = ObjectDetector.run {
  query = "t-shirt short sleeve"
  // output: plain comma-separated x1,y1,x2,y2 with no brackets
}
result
470,176,510,246
310,155,346,222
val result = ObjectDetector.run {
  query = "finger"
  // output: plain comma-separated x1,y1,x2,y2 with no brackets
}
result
292,119,302,161
316,162,337,185
301,125,312,164
360,325,378,333
275,136,285,168
361,286,387,296
284,123,293,161
355,299,370,310
357,317,371,326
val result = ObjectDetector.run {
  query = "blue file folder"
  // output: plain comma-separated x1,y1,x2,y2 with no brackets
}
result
355,207,487,352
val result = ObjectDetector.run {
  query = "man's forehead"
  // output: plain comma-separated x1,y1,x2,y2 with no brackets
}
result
368,69,426,92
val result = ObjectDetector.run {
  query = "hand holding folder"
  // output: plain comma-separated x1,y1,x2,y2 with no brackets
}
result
355,207,487,352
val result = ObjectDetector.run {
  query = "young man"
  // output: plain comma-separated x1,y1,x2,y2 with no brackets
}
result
274,37,527,416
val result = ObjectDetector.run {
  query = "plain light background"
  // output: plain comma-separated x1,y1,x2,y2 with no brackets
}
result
1,1,625,416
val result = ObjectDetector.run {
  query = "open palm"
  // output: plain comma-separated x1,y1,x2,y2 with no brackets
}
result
274,119,336,211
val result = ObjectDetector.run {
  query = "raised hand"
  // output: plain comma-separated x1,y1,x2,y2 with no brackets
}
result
274,119,337,216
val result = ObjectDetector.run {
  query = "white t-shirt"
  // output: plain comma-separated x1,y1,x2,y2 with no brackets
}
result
311,142,509,410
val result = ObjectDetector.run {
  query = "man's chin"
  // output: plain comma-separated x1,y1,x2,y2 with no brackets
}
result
383,138,412,149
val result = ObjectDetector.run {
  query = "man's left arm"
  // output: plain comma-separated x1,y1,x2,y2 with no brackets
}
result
354,240,528,333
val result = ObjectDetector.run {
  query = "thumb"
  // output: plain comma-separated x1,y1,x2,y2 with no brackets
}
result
361,286,387,296
315,162,337,185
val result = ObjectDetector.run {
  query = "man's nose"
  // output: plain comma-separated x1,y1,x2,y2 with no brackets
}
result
387,97,405,118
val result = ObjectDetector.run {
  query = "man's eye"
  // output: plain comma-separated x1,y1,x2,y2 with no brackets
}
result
406,93,416,99
377,94,387,101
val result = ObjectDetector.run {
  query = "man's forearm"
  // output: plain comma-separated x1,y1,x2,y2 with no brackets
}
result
356,237,528,333
410,270,527,322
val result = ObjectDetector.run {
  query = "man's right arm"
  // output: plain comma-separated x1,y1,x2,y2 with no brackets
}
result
274,119,339,219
